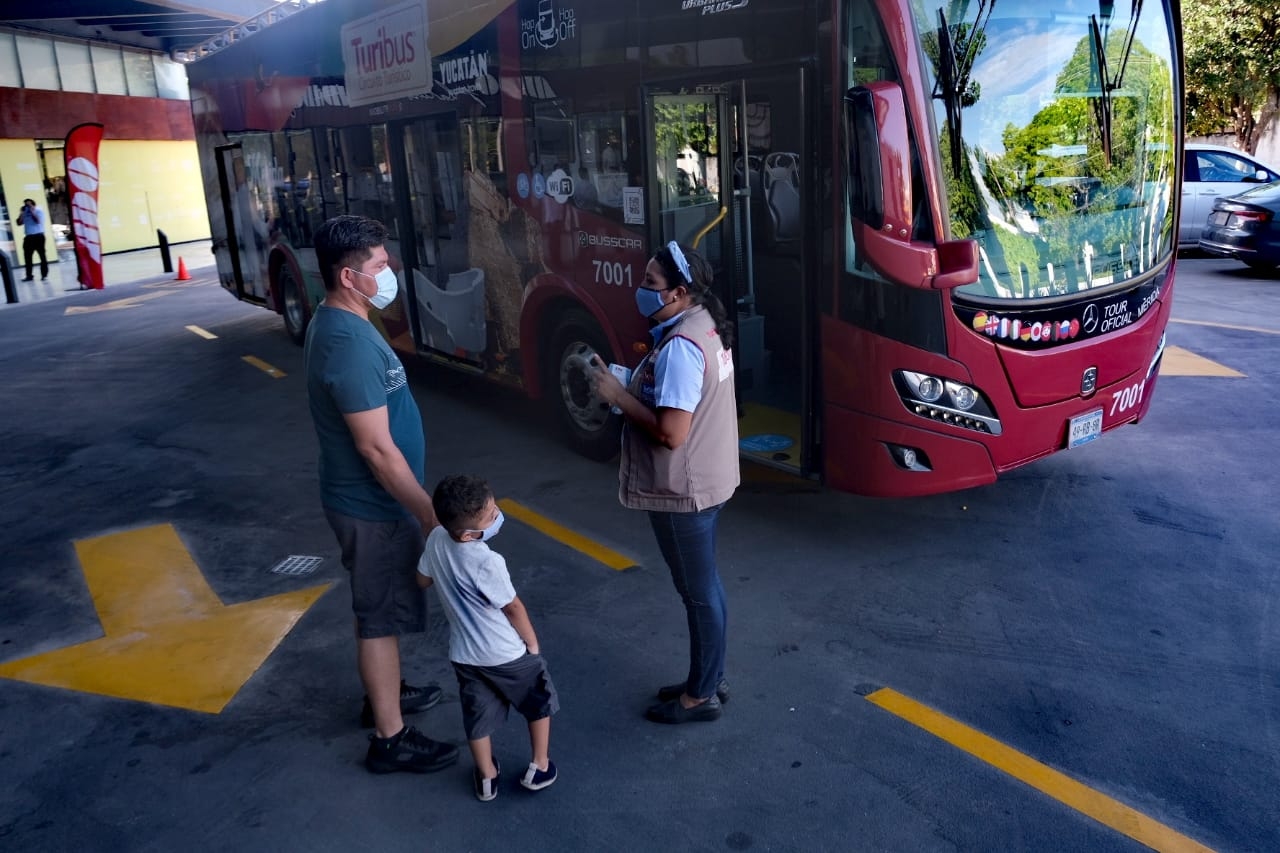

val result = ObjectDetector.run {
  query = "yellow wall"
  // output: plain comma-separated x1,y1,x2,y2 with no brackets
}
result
1,138,46,224
3,138,209,257
43,148,62,179
98,140,210,251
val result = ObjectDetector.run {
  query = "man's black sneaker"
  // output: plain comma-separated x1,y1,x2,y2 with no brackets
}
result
519,760,557,791
365,725,458,774
360,680,443,728
474,758,501,801
656,678,730,704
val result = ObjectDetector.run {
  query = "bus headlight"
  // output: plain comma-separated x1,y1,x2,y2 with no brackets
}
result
894,370,1002,435
945,381,977,410
916,376,945,402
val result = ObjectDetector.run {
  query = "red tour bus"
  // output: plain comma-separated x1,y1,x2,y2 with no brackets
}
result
183,0,1182,497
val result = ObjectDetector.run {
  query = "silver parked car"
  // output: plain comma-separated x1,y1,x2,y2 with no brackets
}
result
1181,143,1280,247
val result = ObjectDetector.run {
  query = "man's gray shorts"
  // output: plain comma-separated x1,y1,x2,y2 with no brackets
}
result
324,509,425,639
453,654,559,741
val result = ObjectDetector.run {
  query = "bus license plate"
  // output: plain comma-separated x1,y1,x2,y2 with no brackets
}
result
1068,409,1103,448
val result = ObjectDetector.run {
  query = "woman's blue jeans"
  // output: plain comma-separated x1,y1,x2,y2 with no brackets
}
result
647,502,727,701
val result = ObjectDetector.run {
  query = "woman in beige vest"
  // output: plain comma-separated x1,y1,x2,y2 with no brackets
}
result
590,242,740,724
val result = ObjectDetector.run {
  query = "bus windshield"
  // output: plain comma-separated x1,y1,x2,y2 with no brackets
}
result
909,0,1177,301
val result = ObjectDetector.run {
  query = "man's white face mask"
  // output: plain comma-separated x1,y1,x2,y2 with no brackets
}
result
349,266,399,309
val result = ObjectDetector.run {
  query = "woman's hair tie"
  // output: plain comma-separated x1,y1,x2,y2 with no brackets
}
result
667,240,693,284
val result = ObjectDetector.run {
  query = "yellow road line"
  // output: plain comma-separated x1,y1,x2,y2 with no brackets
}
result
497,499,637,571
185,325,217,340
1170,318,1280,336
242,355,286,378
866,688,1216,853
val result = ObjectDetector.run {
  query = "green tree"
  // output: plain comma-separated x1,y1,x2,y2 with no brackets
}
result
1183,0,1280,153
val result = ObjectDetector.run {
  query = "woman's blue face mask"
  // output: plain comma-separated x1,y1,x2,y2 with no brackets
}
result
636,286,669,318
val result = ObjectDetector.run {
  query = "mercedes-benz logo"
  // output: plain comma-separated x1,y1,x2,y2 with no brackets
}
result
1082,303,1099,334
1081,366,1098,395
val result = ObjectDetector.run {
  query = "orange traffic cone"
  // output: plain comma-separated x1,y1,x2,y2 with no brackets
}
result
175,257,191,281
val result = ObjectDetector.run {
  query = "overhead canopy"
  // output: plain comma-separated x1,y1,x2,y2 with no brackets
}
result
0,0,281,55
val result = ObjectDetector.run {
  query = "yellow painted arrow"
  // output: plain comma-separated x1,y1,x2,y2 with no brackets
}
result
1161,345,1245,377
64,292,172,315
0,524,330,713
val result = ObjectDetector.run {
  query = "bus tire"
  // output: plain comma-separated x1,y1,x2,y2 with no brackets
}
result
280,263,309,345
544,311,621,461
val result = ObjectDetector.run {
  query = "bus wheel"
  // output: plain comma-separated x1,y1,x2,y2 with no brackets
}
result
280,264,309,345
546,312,621,461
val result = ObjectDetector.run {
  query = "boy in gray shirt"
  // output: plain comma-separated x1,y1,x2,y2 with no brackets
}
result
417,475,559,801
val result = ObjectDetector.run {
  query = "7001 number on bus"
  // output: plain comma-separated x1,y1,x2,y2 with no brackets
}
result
592,260,634,287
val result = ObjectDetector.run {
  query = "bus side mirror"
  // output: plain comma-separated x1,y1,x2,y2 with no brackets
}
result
845,82,978,289
845,82,909,238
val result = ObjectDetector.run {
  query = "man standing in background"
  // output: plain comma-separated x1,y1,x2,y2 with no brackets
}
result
17,198,47,282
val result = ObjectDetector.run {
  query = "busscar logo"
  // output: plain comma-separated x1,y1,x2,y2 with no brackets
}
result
578,231,642,249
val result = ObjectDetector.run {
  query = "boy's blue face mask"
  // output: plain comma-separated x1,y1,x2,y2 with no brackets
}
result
467,510,504,542
635,287,669,318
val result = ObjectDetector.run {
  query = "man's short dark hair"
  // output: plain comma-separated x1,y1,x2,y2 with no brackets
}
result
313,215,389,291
23,198,35,207
432,475,493,532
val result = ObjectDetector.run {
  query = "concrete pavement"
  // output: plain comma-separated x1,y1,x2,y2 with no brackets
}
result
2,239,214,308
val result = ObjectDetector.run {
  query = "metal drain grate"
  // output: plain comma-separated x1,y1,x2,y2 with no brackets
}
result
271,555,324,576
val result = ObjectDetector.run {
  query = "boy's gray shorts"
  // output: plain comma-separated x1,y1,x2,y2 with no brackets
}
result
453,653,559,740
324,509,425,638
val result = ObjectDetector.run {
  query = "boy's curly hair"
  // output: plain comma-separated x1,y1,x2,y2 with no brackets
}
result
432,475,493,532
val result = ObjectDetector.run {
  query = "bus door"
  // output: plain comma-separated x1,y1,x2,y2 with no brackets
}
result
644,71,813,475
213,144,253,300
396,116,483,366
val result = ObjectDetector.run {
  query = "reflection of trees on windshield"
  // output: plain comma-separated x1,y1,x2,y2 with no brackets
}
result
923,1,995,176
919,2,1174,299
1089,1,1144,168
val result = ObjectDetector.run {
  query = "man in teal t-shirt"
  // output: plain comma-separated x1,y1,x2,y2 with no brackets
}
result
303,215,458,775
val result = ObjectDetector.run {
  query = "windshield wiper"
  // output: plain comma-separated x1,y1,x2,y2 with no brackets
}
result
933,2,995,175
1090,0,1143,168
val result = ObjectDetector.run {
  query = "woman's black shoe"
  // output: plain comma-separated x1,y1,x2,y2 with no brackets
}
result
645,695,722,724
656,678,729,704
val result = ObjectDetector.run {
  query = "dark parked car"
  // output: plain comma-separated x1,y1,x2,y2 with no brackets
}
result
1198,180,1280,272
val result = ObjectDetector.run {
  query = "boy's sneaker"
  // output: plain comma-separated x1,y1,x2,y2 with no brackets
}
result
360,680,443,728
474,758,501,802
519,760,557,791
365,725,458,774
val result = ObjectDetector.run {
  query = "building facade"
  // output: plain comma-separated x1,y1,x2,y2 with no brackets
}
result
0,29,210,273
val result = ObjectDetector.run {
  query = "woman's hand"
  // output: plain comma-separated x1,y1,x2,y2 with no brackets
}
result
588,355,626,407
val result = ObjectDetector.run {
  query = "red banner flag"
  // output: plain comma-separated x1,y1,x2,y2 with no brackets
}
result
64,123,105,290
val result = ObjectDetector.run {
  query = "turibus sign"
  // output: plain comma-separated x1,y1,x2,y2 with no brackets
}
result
340,0,431,108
